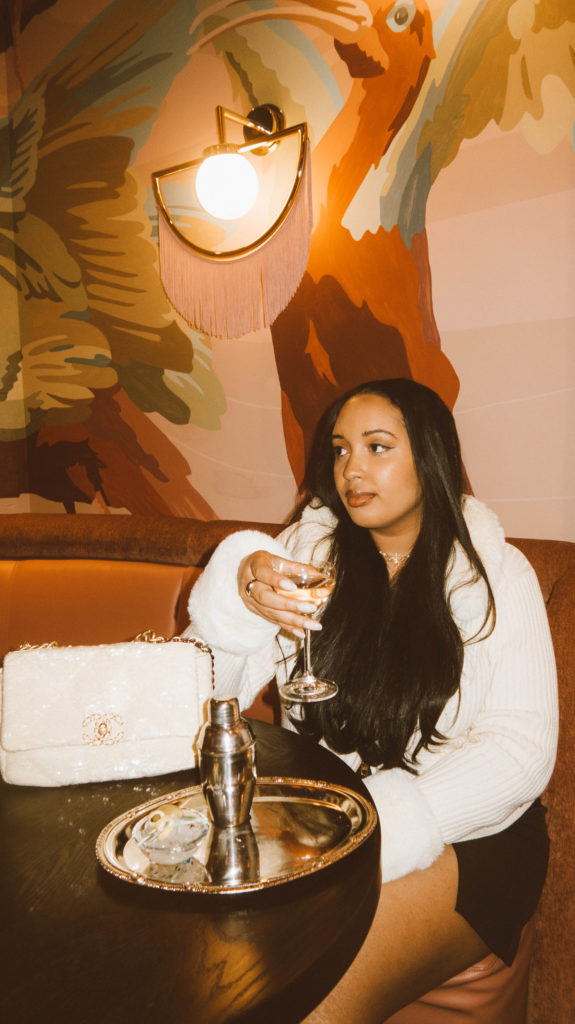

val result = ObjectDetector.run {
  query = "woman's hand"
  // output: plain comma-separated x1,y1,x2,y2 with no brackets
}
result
238,551,324,639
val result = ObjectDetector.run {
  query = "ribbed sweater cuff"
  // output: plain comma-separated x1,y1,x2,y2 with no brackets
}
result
363,768,444,883
187,529,290,655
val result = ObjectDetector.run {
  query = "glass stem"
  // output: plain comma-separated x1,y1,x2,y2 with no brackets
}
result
303,627,314,679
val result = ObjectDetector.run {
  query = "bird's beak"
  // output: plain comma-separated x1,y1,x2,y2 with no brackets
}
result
188,0,374,54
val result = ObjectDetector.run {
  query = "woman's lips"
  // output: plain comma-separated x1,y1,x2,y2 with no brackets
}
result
346,490,375,508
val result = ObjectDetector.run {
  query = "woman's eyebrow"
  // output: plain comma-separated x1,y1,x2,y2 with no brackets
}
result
331,428,398,441
363,428,398,440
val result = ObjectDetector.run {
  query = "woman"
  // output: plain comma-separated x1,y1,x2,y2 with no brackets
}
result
185,379,557,1021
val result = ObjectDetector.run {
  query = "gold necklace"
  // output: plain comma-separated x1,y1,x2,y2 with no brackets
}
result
379,550,410,568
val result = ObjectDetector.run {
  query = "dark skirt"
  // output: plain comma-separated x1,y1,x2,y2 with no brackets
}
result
453,798,549,965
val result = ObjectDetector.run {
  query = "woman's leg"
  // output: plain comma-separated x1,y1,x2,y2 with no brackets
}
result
302,845,490,1024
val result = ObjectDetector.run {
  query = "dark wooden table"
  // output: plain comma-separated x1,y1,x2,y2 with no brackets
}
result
1,719,380,1024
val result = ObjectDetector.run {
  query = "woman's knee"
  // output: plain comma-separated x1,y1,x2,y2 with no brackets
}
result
302,847,489,1024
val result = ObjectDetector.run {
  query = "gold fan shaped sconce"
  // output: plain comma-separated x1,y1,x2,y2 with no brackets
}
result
152,105,312,339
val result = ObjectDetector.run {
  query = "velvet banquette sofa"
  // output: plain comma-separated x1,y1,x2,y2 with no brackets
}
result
0,513,573,1023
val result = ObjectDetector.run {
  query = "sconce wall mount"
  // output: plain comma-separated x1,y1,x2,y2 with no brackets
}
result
153,105,312,339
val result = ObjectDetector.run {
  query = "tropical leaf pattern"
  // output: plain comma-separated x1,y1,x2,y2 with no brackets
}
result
0,0,229,513
1,0,572,512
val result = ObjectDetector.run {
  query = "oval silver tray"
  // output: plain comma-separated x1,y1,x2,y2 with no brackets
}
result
96,776,377,894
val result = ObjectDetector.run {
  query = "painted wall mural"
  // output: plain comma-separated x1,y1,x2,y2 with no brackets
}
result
0,0,573,521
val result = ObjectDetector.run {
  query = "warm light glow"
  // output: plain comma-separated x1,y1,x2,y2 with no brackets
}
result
196,152,259,220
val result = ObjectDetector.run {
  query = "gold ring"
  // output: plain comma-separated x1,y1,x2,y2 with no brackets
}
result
245,579,256,597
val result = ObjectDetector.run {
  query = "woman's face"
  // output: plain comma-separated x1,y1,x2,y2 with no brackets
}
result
331,393,423,550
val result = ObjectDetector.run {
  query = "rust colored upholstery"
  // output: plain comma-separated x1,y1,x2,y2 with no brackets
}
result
0,517,573,1021
511,539,575,1024
0,513,262,567
386,919,536,1024
0,559,200,653
0,514,282,724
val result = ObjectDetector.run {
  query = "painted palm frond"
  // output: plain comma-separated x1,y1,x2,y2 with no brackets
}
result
2,0,226,438
0,0,230,513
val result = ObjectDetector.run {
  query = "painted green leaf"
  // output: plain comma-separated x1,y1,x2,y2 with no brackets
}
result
162,336,227,429
0,307,117,437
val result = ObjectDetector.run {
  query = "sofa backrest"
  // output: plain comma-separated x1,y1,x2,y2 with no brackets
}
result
509,539,575,1023
0,514,282,659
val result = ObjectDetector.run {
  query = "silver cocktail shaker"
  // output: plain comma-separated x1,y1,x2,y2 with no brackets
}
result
206,823,260,886
199,697,256,829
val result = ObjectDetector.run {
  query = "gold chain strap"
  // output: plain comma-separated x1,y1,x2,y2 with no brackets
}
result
17,641,60,651
133,630,215,690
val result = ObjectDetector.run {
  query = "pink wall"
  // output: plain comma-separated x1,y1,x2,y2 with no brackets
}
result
1,1,573,538
427,123,574,541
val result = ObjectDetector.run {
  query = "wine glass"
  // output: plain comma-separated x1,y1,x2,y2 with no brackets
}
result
277,560,338,703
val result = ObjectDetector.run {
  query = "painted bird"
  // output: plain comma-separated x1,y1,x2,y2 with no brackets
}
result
193,0,573,487
193,0,456,485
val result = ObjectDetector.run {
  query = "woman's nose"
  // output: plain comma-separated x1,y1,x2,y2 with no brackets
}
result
343,448,364,479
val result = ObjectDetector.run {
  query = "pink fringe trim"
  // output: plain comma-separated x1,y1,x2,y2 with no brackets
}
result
158,141,312,338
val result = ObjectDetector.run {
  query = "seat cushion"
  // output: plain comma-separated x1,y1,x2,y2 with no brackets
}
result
0,559,200,659
385,917,535,1024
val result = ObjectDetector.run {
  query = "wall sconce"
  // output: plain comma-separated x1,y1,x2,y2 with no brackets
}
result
152,105,312,339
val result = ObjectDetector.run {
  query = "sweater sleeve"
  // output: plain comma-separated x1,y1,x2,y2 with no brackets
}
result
182,527,297,709
362,769,444,883
185,505,336,655
183,509,336,708
186,529,291,655
363,546,558,883
415,547,558,843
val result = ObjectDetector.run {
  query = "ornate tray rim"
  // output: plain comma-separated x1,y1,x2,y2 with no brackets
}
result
96,775,378,894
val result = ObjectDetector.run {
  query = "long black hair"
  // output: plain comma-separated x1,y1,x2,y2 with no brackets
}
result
292,379,495,770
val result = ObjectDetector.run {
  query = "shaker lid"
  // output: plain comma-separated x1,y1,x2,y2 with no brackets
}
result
209,697,240,728
201,697,255,755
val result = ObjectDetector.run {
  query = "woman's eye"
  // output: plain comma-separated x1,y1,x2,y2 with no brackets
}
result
332,445,346,459
386,0,417,33
370,442,390,454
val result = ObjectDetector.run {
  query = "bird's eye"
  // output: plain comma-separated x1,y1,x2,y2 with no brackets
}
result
386,1,417,33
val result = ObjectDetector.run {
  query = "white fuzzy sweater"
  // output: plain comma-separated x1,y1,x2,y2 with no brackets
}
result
184,498,558,883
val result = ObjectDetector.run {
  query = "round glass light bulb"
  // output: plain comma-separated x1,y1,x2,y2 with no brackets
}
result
196,152,259,220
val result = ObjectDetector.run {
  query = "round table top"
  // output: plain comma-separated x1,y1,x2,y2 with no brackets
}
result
1,719,380,1024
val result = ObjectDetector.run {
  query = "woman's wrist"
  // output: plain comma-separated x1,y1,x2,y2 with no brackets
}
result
188,532,289,655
